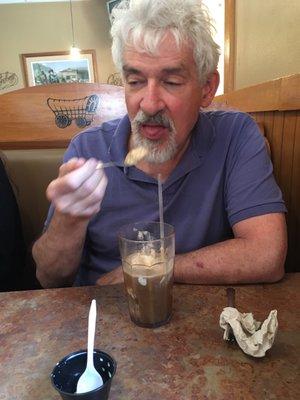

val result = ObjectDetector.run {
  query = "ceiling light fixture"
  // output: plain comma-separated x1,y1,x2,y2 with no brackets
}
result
69,0,80,59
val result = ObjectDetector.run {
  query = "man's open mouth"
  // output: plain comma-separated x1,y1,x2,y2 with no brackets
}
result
140,124,169,140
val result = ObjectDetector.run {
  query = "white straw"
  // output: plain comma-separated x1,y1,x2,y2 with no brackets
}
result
157,173,164,240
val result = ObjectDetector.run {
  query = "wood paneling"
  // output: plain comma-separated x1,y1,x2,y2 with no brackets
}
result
215,74,300,272
271,112,284,179
251,111,299,272
280,74,300,110
289,114,300,271
0,83,126,149
215,74,300,112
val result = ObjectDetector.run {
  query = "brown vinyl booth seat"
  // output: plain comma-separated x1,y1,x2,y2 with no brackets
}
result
0,149,65,288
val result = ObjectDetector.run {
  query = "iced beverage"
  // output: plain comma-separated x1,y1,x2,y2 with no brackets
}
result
119,222,175,328
123,252,173,327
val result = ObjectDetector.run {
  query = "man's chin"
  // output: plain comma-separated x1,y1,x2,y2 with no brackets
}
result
132,131,177,164
143,147,176,164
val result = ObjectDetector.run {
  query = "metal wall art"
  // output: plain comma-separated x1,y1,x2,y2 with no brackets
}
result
0,71,18,90
107,72,123,86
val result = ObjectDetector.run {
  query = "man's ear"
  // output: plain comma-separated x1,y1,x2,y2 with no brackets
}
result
200,71,220,108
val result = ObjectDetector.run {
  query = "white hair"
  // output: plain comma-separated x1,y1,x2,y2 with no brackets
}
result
110,0,220,84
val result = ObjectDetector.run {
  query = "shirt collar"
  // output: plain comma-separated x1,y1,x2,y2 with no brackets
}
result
192,112,216,158
163,112,216,189
107,115,131,167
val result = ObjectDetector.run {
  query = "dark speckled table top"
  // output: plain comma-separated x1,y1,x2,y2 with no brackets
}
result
0,274,299,400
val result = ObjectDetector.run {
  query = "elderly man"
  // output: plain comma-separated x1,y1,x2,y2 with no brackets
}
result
33,0,287,288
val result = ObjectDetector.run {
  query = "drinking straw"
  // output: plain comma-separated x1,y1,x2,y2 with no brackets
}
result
157,173,165,240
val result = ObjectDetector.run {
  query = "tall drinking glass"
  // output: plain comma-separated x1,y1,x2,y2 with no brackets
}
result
118,222,175,328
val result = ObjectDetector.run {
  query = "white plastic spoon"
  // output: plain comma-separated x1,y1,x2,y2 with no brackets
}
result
76,299,103,394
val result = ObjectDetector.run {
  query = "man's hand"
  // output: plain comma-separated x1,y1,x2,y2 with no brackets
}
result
96,266,124,286
33,157,108,288
46,157,108,218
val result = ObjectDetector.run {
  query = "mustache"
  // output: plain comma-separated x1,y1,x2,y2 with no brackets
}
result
133,110,173,130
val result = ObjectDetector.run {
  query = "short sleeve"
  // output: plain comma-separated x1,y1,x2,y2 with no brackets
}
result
225,116,286,226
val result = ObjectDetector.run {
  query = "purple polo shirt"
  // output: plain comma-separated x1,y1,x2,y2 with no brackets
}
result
45,111,286,285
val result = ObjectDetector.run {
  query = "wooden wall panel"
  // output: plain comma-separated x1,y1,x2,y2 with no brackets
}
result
288,112,300,272
263,111,275,145
216,74,300,112
0,83,126,149
280,112,297,206
250,110,300,272
270,112,284,181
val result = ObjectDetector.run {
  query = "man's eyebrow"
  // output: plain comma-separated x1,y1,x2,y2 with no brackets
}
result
161,67,187,75
122,65,188,76
122,66,141,75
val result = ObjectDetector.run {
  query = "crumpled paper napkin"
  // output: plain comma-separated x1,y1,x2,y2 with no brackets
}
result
219,307,278,357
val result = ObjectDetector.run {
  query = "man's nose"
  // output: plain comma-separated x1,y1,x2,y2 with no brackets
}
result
140,82,165,116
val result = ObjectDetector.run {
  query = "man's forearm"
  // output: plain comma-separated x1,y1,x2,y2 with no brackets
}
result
174,236,286,285
32,211,89,288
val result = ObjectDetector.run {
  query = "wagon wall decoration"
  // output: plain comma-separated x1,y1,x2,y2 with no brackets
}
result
47,94,99,129
0,71,18,90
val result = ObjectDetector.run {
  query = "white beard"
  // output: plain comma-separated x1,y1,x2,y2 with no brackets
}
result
131,110,177,164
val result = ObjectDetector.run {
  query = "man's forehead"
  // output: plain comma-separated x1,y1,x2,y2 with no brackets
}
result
122,48,195,76
122,63,188,75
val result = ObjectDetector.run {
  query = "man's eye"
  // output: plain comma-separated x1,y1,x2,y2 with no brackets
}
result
127,80,143,86
165,81,182,86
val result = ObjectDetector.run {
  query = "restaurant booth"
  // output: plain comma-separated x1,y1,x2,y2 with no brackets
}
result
0,74,299,289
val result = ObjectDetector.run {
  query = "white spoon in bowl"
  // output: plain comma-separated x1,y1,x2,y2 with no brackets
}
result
76,299,103,394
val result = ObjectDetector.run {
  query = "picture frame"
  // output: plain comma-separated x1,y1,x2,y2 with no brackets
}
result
21,49,98,87
106,0,122,23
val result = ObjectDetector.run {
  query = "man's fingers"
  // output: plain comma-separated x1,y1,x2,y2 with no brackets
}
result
46,157,109,219
62,158,99,191
58,158,85,177
55,172,108,214
47,158,99,200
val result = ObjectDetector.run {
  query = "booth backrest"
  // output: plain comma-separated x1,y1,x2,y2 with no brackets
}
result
0,149,65,249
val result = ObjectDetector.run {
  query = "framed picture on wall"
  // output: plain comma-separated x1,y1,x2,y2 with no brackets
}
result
21,50,98,87
106,0,122,23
